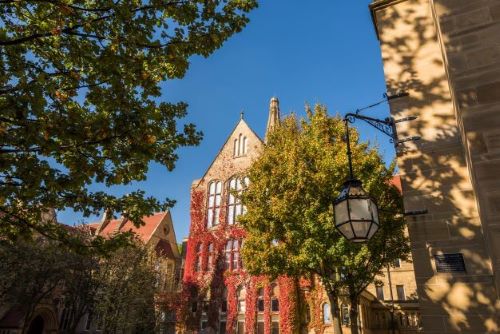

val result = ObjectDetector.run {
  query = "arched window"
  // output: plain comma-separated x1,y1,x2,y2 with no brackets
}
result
237,287,246,313
227,177,249,225
257,288,264,312
323,303,332,324
271,283,279,312
224,239,241,270
207,243,214,271
233,134,248,157
194,243,203,272
207,181,222,227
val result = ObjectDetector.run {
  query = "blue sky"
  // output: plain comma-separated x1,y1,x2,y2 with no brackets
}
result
58,0,396,241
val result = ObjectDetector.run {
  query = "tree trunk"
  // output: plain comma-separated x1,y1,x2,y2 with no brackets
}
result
349,295,359,334
326,290,343,334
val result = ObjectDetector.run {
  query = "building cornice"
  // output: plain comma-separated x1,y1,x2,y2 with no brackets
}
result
369,0,409,39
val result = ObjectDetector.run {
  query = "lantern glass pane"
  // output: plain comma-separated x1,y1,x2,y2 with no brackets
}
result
334,200,349,226
349,198,371,221
337,223,354,240
352,220,371,239
370,200,379,224
367,223,378,239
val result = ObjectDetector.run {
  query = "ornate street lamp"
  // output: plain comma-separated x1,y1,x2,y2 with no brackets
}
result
334,92,419,242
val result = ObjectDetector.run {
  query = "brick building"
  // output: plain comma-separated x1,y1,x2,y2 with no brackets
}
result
181,98,421,334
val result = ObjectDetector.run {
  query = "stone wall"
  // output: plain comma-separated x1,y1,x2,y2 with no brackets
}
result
371,0,500,332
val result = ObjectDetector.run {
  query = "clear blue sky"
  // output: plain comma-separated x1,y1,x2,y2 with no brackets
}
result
58,0,396,241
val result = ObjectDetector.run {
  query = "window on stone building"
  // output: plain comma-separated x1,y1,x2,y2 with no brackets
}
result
303,304,311,324
85,313,92,330
237,287,246,313
341,304,350,326
221,288,228,313
237,321,245,334
393,258,401,268
191,302,198,313
271,283,279,312
257,321,264,334
225,239,241,270
207,181,222,227
219,321,226,334
201,321,208,330
376,285,384,300
396,285,406,301
257,288,265,312
228,177,249,225
207,243,214,271
323,303,331,324
271,321,279,334
195,243,202,272
234,134,248,157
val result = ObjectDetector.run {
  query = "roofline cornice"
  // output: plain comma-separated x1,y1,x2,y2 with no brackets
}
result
369,0,409,39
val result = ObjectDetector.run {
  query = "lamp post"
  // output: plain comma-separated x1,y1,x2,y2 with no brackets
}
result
333,92,419,242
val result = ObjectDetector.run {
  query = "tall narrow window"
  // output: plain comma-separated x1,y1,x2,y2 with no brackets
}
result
396,285,406,301
228,177,249,225
195,243,202,272
241,136,247,155
257,322,264,334
207,243,214,271
376,285,384,300
219,321,226,334
221,288,228,313
257,288,264,312
323,304,331,324
233,134,248,157
341,304,350,326
224,239,241,270
237,287,246,313
271,283,279,312
271,321,279,334
207,181,222,227
237,321,245,334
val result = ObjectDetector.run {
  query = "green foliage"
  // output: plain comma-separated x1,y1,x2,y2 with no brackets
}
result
0,232,171,333
0,0,258,244
240,104,410,297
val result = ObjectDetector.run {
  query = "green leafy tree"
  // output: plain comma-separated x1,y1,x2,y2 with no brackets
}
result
240,105,410,334
0,231,170,334
0,0,257,244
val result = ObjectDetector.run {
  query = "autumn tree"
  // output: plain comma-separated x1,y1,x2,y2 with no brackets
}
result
0,232,170,333
240,105,409,334
0,0,258,245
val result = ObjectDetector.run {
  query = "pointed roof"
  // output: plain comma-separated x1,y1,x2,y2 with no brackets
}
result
265,97,281,142
97,212,168,244
195,116,264,186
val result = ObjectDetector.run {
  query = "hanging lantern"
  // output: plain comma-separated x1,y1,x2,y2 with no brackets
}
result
333,179,379,242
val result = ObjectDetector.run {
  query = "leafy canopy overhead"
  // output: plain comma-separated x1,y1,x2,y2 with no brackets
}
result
240,104,409,292
0,0,257,243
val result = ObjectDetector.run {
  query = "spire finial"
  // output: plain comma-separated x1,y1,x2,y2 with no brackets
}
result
265,97,281,143
240,111,244,120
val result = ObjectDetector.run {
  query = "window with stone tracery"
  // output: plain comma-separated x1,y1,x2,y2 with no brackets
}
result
233,134,248,157
207,181,222,227
224,239,241,270
228,177,249,225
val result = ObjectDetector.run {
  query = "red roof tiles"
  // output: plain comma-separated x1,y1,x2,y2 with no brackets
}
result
97,212,167,243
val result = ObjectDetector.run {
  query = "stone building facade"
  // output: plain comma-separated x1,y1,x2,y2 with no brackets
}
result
370,0,500,333
181,98,421,334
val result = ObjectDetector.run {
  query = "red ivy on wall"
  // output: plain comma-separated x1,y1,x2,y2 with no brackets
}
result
180,185,300,334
